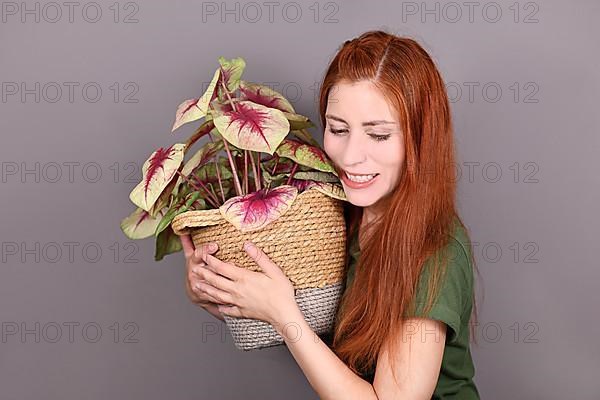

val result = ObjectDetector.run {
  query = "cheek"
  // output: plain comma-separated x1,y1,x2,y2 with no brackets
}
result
379,141,404,179
323,135,337,161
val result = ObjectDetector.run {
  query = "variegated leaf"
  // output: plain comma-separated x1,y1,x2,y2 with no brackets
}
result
181,141,225,177
275,139,336,173
121,207,166,240
239,81,295,113
213,100,290,155
171,68,220,132
219,185,298,232
129,143,186,212
218,57,246,92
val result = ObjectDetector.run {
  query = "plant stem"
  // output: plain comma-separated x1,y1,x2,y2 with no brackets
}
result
207,183,220,205
174,170,218,208
265,154,280,191
286,163,299,186
218,78,243,196
184,121,215,155
214,157,226,203
257,153,262,189
271,155,280,176
221,140,242,196
244,150,249,194
250,152,260,192
194,177,220,206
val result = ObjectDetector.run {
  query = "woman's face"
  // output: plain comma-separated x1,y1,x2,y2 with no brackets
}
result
323,80,405,209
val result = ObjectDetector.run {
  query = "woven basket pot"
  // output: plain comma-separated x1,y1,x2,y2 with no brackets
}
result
171,188,346,351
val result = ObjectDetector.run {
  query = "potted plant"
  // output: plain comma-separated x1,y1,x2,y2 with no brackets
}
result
120,57,348,350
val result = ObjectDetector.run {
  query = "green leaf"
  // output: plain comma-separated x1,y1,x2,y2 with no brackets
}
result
155,191,204,236
155,226,183,261
283,112,314,131
293,171,340,183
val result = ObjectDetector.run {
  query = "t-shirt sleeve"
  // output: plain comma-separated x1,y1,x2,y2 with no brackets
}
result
405,237,473,345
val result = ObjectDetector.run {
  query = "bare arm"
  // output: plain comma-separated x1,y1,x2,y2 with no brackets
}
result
275,308,378,400
276,309,446,400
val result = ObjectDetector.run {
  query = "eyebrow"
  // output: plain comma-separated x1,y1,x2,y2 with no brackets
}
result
325,114,397,127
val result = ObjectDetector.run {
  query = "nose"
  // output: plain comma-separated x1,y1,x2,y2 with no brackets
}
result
341,131,367,166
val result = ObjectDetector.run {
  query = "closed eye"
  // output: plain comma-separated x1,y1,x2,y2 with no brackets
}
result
369,134,391,142
328,128,391,142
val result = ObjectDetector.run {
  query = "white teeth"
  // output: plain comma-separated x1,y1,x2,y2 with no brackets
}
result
346,172,377,183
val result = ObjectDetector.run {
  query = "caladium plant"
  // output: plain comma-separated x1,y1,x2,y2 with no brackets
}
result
121,57,347,261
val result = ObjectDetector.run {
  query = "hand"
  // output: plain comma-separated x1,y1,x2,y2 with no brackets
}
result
180,234,225,307
196,241,300,328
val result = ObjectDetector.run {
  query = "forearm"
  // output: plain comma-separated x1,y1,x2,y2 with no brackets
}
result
274,308,378,400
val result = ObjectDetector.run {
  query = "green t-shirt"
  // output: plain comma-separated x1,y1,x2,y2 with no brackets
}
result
344,219,480,399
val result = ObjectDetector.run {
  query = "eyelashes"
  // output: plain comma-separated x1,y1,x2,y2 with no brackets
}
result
328,128,391,142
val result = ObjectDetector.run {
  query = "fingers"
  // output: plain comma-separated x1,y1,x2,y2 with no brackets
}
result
193,279,234,305
184,241,220,305
192,263,236,293
180,234,195,258
243,241,279,277
191,242,219,265
203,253,243,282
189,276,226,304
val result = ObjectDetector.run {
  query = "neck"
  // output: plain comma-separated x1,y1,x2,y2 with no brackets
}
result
359,206,380,247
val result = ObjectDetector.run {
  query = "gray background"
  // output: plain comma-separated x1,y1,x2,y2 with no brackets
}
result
1,0,598,398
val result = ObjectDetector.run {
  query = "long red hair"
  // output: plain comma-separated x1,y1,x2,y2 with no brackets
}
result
318,30,480,377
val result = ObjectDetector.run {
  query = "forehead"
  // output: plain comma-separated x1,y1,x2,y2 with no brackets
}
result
326,80,398,122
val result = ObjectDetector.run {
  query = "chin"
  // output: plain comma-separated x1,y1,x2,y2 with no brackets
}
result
343,191,381,208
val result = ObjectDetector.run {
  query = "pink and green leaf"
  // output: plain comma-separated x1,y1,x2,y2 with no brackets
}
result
289,178,315,193
147,173,182,218
181,140,225,176
219,185,298,232
171,68,220,132
275,139,336,174
239,81,295,113
129,143,186,212
213,100,290,155
283,111,314,131
184,120,216,153
218,57,246,92
261,156,295,175
121,207,166,240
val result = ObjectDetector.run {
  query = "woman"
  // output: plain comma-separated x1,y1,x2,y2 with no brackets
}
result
180,30,481,399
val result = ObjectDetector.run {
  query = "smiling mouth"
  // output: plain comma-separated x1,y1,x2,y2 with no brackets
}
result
344,171,379,183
